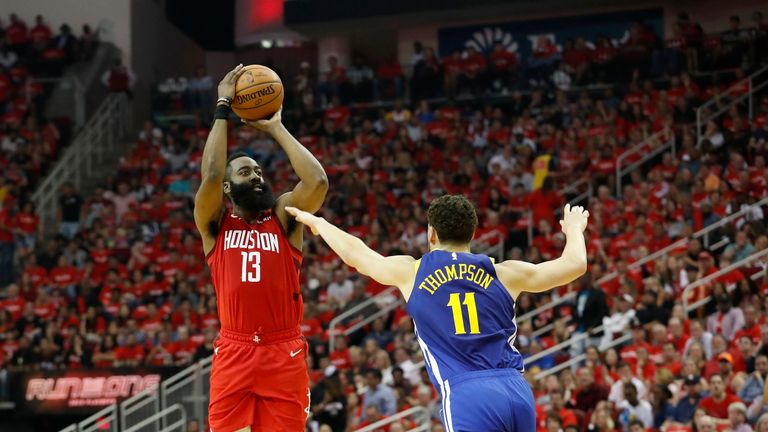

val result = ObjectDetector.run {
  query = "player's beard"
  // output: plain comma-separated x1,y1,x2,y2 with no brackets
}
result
229,180,276,213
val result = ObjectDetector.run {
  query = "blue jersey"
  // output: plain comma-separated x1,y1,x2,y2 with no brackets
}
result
407,250,524,395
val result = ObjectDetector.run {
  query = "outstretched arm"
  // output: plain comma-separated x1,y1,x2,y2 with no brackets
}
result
495,204,589,299
285,207,416,298
194,64,244,255
244,111,328,229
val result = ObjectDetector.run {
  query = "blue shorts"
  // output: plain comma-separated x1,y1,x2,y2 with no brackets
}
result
440,368,535,432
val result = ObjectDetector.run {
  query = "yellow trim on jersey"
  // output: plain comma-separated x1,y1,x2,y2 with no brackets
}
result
490,257,496,264
414,259,422,274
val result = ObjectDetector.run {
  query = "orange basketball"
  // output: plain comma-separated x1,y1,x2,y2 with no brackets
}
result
232,65,284,121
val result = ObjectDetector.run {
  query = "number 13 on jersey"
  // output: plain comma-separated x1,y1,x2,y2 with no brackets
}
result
447,292,481,335
240,251,261,282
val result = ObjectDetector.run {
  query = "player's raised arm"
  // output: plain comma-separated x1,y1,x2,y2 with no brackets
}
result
285,206,417,297
243,112,329,233
495,204,589,299
194,64,244,255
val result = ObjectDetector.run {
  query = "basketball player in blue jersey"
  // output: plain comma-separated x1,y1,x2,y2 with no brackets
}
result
286,195,589,431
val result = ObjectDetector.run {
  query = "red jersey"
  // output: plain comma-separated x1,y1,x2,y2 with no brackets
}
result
206,209,303,334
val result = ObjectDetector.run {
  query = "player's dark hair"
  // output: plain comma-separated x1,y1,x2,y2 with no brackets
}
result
224,151,254,181
426,195,478,245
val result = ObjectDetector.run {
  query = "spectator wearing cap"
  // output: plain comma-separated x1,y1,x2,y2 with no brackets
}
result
716,351,737,387
728,401,754,432
739,355,768,404
707,294,745,342
667,374,702,428
700,373,741,422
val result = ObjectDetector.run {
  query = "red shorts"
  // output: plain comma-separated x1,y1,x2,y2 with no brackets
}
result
208,327,310,432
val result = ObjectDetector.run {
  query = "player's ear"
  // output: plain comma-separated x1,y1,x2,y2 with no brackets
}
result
428,225,438,246
223,181,231,194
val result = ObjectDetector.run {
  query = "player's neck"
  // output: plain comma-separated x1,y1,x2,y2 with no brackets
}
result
233,207,268,223
432,244,471,253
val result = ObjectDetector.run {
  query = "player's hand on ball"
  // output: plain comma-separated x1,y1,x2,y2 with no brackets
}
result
559,204,589,233
242,108,283,134
217,64,245,100
285,206,321,235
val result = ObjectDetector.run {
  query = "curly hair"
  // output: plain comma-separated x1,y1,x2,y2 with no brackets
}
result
426,194,478,245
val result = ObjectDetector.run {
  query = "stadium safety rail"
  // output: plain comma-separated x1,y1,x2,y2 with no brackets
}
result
58,356,211,432
532,247,768,381
683,247,768,313
328,286,402,353
615,128,676,196
32,93,128,232
354,406,431,432
517,195,768,332
696,65,768,144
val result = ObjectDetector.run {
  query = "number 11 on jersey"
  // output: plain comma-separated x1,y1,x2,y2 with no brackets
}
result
240,251,261,282
447,292,480,335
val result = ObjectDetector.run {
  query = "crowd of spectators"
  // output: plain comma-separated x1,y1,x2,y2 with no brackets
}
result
0,9,767,432
0,12,102,289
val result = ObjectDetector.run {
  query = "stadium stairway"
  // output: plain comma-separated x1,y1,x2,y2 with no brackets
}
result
33,93,132,234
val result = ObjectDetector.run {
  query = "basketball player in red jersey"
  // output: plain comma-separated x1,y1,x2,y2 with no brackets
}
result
194,64,328,432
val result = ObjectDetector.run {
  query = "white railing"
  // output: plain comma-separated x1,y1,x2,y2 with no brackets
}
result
533,332,633,380
696,65,768,142
32,93,127,231
520,195,768,331
329,286,401,352
615,129,675,196
60,355,213,432
120,385,160,431
355,406,431,432
683,248,768,313
161,356,212,429
76,404,118,432
124,404,187,432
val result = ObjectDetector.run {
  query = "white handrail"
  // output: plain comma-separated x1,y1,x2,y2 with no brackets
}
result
599,196,768,286
124,404,186,432
696,65,768,140
682,248,768,312
355,406,430,432
615,130,675,196
533,333,633,380
76,403,117,432
32,93,127,231
328,286,399,352
119,384,160,431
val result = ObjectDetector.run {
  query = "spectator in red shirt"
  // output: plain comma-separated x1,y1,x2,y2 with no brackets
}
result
0,284,26,321
0,204,15,286
562,37,592,85
115,333,145,367
528,36,560,84
5,14,28,51
698,374,740,422
489,42,519,90
29,15,52,52
459,45,487,95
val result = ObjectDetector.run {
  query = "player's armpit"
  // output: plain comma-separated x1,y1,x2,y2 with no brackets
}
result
193,175,225,254
494,257,587,299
